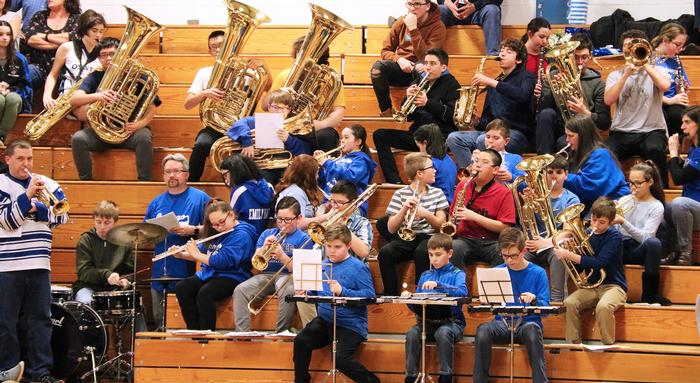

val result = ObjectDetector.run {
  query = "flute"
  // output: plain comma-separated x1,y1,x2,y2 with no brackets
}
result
151,227,234,262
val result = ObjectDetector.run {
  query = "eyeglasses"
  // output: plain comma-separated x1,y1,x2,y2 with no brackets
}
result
164,169,186,175
211,214,230,228
276,216,297,223
330,198,350,206
501,252,520,260
406,2,427,8
268,104,290,112
419,165,435,171
628,180,649,188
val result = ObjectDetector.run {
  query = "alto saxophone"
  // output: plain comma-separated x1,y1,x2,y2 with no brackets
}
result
440,171,473,236
393,72,431,123
453,56,500,130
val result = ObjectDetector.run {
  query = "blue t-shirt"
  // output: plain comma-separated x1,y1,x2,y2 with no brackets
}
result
196,221,257,282
494,262,550,327
535,188,581,235
682,146,700,201
655,56,690,98
227,116,312,156
255,227,313,273
145,187,211,292
432,155,458,204
414,262,468,328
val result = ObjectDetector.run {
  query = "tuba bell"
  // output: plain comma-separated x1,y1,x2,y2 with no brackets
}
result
86,6,162,144
282,4,353,120
513,154,558,240
553,203,605,289
200,0,271,134
544,40,588,122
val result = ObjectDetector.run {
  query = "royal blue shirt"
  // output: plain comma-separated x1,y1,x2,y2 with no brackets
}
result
495,262,550,327
681,146,700,201
432,155,458,204
196,221,257,282
565,148,630,209
255,227,313,273
227,115,312,156
413,262,468,328
319,151,377,216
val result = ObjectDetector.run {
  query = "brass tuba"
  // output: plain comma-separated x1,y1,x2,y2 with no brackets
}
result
545,40,588,122
209,107,314,172
453,56,500,130
86,6,162,144
200,0,271,134
553,203,605,289
24,75,91,141
282,4,353,119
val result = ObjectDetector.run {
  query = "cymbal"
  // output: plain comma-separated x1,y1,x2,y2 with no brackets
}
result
107,223,167,247
141,276,184,283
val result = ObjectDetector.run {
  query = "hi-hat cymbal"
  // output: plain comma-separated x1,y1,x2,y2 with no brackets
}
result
107,223,167,247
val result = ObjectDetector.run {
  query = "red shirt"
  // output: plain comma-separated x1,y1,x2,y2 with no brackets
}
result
525,52,548,77
450,178,516,240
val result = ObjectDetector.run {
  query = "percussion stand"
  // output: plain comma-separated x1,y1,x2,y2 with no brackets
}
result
413,302,434,383
323,298,340,383
500,312,523,383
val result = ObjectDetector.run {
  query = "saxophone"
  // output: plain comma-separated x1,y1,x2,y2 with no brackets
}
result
282,3,353,120
200,0,271,134
440,173,471,237
393,72,431,123
86,6,162,144
24,75,90,141
453,56,500,130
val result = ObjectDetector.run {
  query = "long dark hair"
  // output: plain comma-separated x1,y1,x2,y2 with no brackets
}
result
630,161,665,206
683,106,700,146
0,21,16,61
221,154,262,186
521,17,551,43
62,0,82,15
565,115,618,172
201,198,236,238
413,123,447,158
345,124,370,155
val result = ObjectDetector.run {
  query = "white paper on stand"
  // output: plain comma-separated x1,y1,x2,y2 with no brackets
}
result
146,212,181,231
476,267,514,304
293,249,323,291
254,112,284,149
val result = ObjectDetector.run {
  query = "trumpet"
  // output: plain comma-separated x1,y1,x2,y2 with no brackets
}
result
308,184,378,245
151,227,235,262
555,143,571,160
398,182,426,241
314,145,343,163
251,230,287,271
615,193,636,217
394,71,431,123
25,168,69,215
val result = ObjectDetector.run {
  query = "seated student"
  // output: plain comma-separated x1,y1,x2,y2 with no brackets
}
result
315,124,376,217
73,200,132,304
604,29,671,187
220,154,274,237
524,154,580,302
663,106,700,266
273,154,324,228
450,149,516,267
0,20,31,143
69,37,160,181
371,0,445,117
293,223,379,383
614,161,670,305
446,38,535,158
403,233,468,383
373,47,460,184
652,23,689,138
173,199,257,331
413,123,457,203
563,115,630,210
460,119,526,184
228,88,314,185
556,198,627,345
536,32,611,154
379,152,448,296
435,0,502,56
473,227,550,383
521,17,551,78
233,197,312,333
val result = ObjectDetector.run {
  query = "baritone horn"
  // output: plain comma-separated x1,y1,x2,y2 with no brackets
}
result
24,75,91,141
545,40,587,122
200,0,271,134
308,184,378,245
453,56,500,130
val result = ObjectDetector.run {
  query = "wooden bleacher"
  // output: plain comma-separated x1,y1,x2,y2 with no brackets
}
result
13,22,698,382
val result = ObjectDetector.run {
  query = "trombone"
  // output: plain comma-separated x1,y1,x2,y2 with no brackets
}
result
251,230,287,271
308,184,378,245
25,168,69,215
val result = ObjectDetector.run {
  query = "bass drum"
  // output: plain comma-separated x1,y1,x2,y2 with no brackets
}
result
50,301,108,380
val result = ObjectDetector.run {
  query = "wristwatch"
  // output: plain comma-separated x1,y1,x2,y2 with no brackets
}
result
193,227,200,236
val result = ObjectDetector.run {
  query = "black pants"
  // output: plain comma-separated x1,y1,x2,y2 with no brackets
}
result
316,127,340,152
605,130,669,188
373,129,419,184
174,276,238,330
663,104,685,138
535,107,565,155
188,127,223,182
452,237,502,267
378,233,430,295
370,60,415,112
293,317,379,383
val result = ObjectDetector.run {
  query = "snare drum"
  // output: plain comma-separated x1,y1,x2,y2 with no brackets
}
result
92,290,142,316
50,285,73,303
50,301,107,379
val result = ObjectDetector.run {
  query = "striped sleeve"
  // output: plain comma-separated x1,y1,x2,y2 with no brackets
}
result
386,186,410,216
0,191,31,232
45,177,69,228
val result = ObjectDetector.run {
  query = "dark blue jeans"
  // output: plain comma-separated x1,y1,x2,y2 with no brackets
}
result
0,269,53,379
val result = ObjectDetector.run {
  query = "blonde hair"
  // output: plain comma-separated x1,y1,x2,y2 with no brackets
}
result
92,200,119,221
404,152,432,180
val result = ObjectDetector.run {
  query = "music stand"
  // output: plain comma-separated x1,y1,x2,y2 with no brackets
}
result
476,268,519,383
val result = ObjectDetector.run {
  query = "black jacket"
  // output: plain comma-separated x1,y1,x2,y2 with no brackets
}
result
408,71,461,137
478,65,536,134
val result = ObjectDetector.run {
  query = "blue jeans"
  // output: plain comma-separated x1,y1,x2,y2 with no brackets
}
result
438,4,502,55
28,63,47,89
473,320,548,383
446,129,530,168
0,269,53,379
405,321,464,377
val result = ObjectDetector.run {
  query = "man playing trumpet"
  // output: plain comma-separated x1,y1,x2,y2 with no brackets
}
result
232,197,312,334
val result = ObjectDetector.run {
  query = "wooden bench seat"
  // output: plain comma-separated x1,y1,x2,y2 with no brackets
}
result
134,331,700,382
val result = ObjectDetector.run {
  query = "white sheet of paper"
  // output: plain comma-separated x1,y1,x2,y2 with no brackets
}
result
145,212,181,231
254,112,284,149
476,267,514,304
293,248,323,291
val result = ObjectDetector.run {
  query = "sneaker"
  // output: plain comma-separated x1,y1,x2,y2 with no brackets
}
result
31,375,64,383
379,108,395,118
0,361,24,382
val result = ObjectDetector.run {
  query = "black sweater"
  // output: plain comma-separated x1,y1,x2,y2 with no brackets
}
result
478,65,536,135
407,71,461,137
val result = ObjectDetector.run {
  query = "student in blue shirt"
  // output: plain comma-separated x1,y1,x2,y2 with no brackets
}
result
474,228,550,383
221,153,274,237
293,223,379,383
232,197,312,333
404,233,468,383
173,199,257,331
413,123,458,204
316,124,376,216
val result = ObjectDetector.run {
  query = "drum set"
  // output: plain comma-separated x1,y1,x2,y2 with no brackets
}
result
49,223,168,382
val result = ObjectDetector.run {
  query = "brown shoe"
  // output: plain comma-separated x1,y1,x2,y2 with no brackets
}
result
660,251,678,265
379,108,395,118
677,251,693,266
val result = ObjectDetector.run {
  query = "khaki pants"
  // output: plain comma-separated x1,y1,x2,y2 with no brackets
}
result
563,284,627,345
297,302,317,328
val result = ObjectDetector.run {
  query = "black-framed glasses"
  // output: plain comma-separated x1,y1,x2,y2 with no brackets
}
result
406,2,428,8
276,217,297,223
330,198,350,206
628,180,649,188
419,165,435,171
501,252,520,260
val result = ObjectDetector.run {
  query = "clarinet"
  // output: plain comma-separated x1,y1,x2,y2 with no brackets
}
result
535,46,546,111
675,56,687,94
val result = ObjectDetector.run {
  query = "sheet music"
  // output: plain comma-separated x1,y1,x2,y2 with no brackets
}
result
254,112,284,149
476,267,514,304
293,249,323,291
145,212,181,231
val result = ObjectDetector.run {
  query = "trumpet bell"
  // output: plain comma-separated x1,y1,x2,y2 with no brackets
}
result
398,227,416,242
